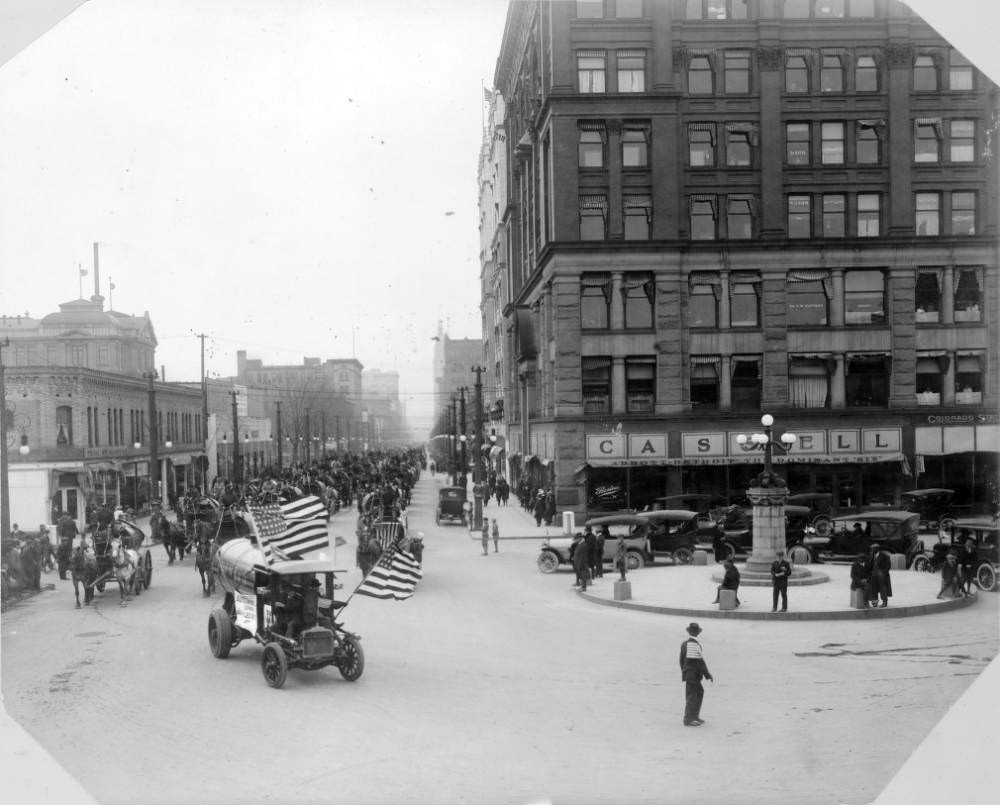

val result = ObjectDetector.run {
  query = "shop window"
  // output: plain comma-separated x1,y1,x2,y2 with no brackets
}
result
689,124,716,166
626,357,656,413
725,124,754,166
915,192,940,236
785,54,809,93
915,119,941,163
578,51,607,93
846,355,890,406
579,128,605,168
786,122,810,164
726,197,754,240
787,273,830,326
955,354,983,403
690,197,717,240
624,195,652,240
951,191,976,235
731,358,761,409
822,194,845,237
953,268,982,322
622,128,648,167
789,357,830,408
949,50,973,90
844,270,885,324
582,356,612,413
857,193,880,237
730,275,759,326
580,195,608,240
915,356,944,404
950,120,975,162
724,51,751,94
623,273,654,328
821,122,845,164
689,277,720,327
914,271,941,323
581,273,612,328
914,55,937,91
616,0,643,17
855,55,878,91
617,50,646,92
787,194,811,238
56,405,73,446
856,122,881,164
688,55,714,94
820,53,844,92
690,358,720,409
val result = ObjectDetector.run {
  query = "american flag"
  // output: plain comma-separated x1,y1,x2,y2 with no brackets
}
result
355,544,422,600
248,495,329,563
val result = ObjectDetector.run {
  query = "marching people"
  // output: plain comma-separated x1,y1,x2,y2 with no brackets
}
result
770,550,791,612
712,558,740,606
679,622,713,727
491,519,500,553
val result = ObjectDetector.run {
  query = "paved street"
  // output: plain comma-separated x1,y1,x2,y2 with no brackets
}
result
1,473,998,805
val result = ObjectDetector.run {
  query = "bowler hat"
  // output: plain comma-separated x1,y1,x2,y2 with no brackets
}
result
686,622,702,636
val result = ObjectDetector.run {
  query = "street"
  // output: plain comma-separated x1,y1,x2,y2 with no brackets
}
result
2,473,998,805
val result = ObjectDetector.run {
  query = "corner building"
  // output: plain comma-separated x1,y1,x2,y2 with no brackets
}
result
491,0,999,521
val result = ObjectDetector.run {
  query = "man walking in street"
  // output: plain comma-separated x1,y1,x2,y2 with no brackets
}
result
491,519,500,553
481,520,490,556
771,550,791,612
679,622,713,726
571,532,589,591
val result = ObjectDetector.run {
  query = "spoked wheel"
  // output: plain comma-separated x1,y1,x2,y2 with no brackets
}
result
261,642,288,688
537,551,559,574
788,545,812,565
672,547,694,565
208,609,233,659
938,517,957,542
977,563,996,592
625,550,645,571
911,554,931,573
722,543,737,562
813,516,833,537
337,635,365,681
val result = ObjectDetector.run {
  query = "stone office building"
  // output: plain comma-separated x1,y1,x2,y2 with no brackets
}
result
491,0,998,519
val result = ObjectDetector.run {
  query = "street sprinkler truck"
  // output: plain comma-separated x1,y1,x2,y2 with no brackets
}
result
208,538,364,689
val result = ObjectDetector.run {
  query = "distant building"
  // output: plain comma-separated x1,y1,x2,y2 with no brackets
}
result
432,320,484,425
362,368,406,447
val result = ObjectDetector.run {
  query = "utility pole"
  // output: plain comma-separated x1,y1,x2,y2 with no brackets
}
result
450,396,458,485
321,410,327,459
275,401,283,473
335,415,341,453
459,387,468,488
195,332,208,494
0,338,11,541
304,408,311,464
472,367,485,529
143,370,160,510
230,389,241,484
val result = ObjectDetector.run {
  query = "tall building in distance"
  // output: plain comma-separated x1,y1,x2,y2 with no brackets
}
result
432,320,484,434
487,0,998,521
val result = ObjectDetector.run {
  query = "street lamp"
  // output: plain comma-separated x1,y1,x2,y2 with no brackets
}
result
735,414,797,477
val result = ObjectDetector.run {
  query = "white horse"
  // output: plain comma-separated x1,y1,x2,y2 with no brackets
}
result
110,538,140,605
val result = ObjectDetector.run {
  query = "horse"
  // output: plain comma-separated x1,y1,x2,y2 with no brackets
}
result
70,539,98,608
194,536,217,597
109,538,140,606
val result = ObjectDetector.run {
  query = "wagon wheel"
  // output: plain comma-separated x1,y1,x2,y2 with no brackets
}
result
261,642,288,688
208,609,232,658
143,550,153,588
337,635,365,682
976,563,996,592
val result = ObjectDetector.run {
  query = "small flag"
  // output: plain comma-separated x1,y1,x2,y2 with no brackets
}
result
248,495,329,562
355,544,422,600
483,86,493,102
335,536,348,547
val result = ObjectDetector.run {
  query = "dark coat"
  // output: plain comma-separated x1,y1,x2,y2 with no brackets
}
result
721,564,740,590
571,538,589,572
679,637,711,682
771,559,791,587
850,559,870,590
871,550,893,598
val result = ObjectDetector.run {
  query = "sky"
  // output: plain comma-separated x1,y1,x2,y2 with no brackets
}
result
0,0,997,431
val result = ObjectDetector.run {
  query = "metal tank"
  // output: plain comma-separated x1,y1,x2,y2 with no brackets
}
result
212,538,266,596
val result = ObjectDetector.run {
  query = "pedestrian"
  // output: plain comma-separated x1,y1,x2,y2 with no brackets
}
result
614,534,628,581
571,532,589,591
712,558,740,606
584,526,599,582
481,520,490,556
679,622,713,727
958,538,978,596
770,549,791,612
491,519,500,553
938,553,961,599
533,492,545,527
544,489,556,526
869,544,892,607
593,526,606,578
850,552,870,607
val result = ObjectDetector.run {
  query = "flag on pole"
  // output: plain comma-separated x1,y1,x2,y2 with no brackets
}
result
247,494,329,563
355,544,422,600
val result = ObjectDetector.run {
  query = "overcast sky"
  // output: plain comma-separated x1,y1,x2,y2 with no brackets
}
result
0,0,996,428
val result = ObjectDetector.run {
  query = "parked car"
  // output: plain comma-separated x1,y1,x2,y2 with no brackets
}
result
633,509,721,563
786,493,836,536
536,515,648,574
900,488,958,538
911,516,999,591
711,504,813,559
654,494,726,520
794,511,922,565
435,486,468,527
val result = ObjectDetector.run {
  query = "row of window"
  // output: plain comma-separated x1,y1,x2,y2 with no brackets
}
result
578,0,879,22
80,406,200,449
578,189,978,241
579,267,984,330
580,351,985,413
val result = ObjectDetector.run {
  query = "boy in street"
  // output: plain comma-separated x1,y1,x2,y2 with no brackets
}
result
679,622,713,726
771,550,791,612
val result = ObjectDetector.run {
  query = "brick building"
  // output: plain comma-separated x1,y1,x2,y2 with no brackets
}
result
490,0,998,520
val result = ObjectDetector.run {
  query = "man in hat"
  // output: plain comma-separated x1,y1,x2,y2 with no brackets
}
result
679,622,713,726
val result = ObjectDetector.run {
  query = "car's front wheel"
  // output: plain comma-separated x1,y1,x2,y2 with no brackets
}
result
625,550,645,571
537,551,560,574
977,563,996,592
261,643,288,689
672,547,694,565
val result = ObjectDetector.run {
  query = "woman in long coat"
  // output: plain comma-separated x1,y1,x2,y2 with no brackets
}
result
868,545,892,607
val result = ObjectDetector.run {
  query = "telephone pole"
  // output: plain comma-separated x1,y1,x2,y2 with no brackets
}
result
459,386,468,487
195,332,208,493
304,408,311,464
143,370,160,509
275,401,283,473
335,415,341,453
450,396,458,485
321,411,327,459
1,339,11,540
472,367,485,530
230,390,241,484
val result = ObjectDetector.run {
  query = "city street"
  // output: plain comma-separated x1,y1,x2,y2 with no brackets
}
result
1,473,997,805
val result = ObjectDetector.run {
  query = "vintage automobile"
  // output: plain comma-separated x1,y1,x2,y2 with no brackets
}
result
911,516,999,591
536,514,649,574
634,509,721,563
712,504,813,560
208,539,364,689
786,493,836,536
794,511,922,565
654,494,726,519
435,486,468,527
900,488,959,538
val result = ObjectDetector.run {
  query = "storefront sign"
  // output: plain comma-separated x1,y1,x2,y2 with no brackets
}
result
586,434,626,460
861,428,901,453
682,432,726,457
925,413,999,425
628,434,667,459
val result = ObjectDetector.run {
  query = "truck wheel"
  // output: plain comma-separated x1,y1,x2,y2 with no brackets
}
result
537,551,559,574
625,550,645,571
337,635,365,681
261,643,288,688
208,608,233,659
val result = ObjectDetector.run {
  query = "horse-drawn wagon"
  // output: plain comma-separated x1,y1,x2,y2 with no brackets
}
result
86,520,153,606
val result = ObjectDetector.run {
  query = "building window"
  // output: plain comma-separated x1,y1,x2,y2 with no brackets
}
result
98,346,109,365
580,195,608,240
915,355,944,400
786,122,810,164
857,193,880,237
783,0,809,18
787,272,830,326
56,405,73,446
726,197,754,240
820,53,844,92
856,121,881,164
689,124,716,166
954,268,983,322
785,54,809,93
730,275,759,326
581,274,612,328
578,51,607,93
787,194,811,238
87,407,93,447
724,51,751,94
690,198,717,240
616,0,643,17
690,358,720,409
577,1,604,19
579,128,604,168
914,55,937,91
725,124,754,166
622,128,648,167
951,191,976,235
950,120,975,162
623,273,654,328
846,355,890,407
915,192,940,236
789,357,830,408
915,270,941,323
688,55,714,94
68,344,86,366
815,0,844,16
689,277,720,327
855,55,878,91
949,50,973,90
822,194,846,237
617,50,646,92
821,122,845,164
914,119,941,162
955,354,983,402
626,357,656,413
624,195,653,240
844,270,885,324
582,357,612,414
732,358,762,409
687,0,748,18
850,0,875,15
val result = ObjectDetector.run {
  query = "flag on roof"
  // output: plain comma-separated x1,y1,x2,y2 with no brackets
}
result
355,544,422,600
247,495,329,563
